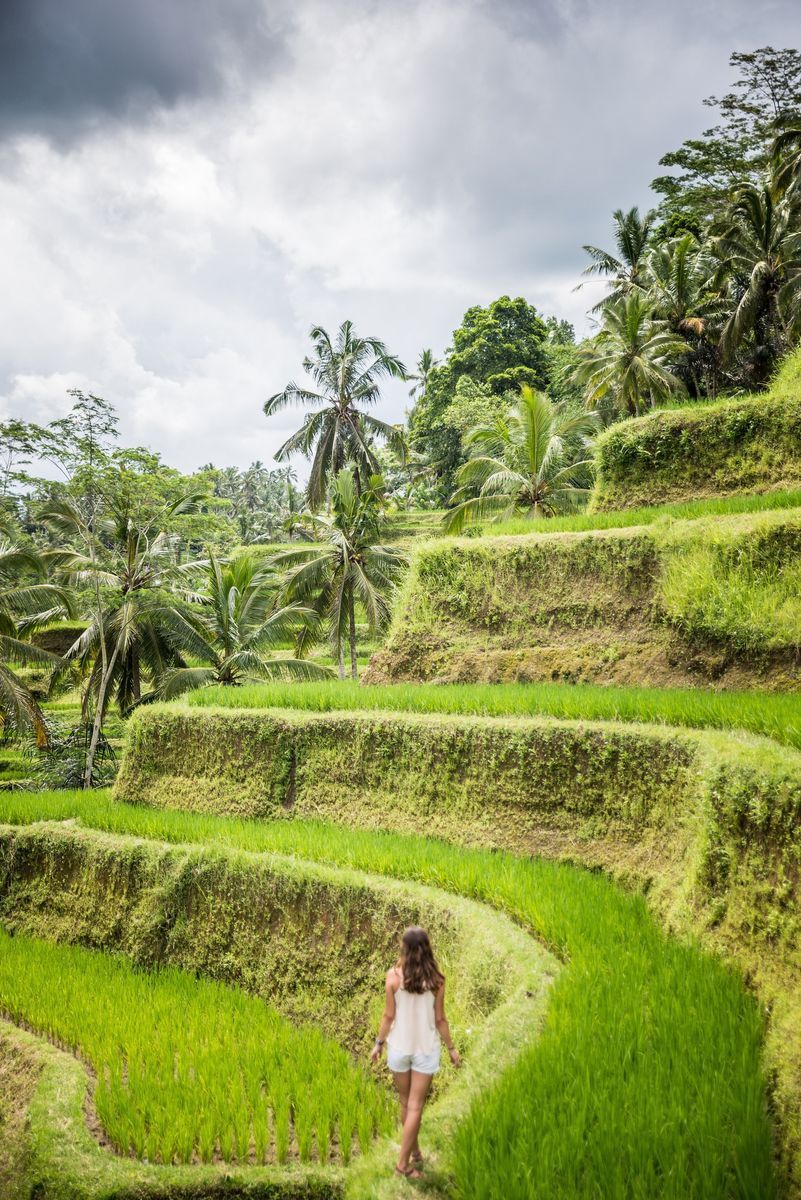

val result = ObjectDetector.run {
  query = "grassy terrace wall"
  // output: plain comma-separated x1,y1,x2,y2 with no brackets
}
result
591,349,801,511
0,820,547,1199
115,703,801,1189
364,508,801,688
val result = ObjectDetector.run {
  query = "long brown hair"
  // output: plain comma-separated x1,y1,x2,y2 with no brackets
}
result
399,926,444,994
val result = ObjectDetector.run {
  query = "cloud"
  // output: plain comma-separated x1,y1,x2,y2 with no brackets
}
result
0,0,288,142
1,0,799,472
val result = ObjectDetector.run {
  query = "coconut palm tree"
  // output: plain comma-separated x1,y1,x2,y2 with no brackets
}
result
573,293,688,417
157,553,329,697
42,493,203,715
772,126,801,198
274,468,407,679
645,235,720,398
265,321,408,510
407,349,439,399
443,387,599,534
712,183,801,384
0,539,73,746
580,206,656,310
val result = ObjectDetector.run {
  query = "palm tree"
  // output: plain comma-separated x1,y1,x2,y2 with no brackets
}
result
158,553,329,697
43,494,203,715
573,293,688,417
712,183,801,384
443,387,599,534
265,321,408,510
0,539,73,746
274,468,407,679
580,207,656,310
645,235,720,397
772,127,801,198
407,349,439,399
42,492,205,785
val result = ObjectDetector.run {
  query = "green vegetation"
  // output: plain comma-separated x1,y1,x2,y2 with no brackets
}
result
471,485,801,536
443,386,598,531
0,793,780,1200
274,468,407,679
184,678,801,748
591,348,801,510
370,507,801,688
264,321,407,511
0,812,552,1199
0,928,392,1166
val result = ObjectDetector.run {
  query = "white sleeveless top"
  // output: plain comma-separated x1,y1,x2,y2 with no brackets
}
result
387,973,439,1056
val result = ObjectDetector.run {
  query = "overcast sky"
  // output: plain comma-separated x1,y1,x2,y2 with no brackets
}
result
1,0,799,475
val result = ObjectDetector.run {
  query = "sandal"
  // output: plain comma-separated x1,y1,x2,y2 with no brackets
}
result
395,1164,423,1180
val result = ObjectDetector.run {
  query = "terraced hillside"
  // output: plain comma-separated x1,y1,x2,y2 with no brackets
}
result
366,506,801,691
591,347,801,511
365,507,801,688
0,779,784,1200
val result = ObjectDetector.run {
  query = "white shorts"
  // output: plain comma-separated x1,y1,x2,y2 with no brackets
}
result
387,1045,441,1075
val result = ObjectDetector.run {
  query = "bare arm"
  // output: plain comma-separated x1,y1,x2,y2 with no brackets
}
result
370,970,398,1063
435,980,460,1067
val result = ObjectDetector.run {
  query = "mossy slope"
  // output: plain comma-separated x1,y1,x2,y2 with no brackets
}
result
591,347,801,511
365,509,801,688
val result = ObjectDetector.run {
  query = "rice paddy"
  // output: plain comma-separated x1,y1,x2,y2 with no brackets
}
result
462,487,801,537
0,793,777,1199
0,926,392,1167
185,678,801,749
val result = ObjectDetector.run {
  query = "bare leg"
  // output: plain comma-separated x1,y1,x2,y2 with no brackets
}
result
392,1070,422,1167
392,1069,411,1130
397,1070,433,1172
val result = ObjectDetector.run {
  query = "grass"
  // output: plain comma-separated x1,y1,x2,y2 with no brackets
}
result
460,487,801,538
0,925,392,1168
185,679,801,749
0,792,777,1200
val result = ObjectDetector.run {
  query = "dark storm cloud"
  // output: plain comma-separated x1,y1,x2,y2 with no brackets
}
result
0,0,286,140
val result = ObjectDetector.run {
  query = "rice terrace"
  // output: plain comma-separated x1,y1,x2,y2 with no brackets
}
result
2,13,801,1200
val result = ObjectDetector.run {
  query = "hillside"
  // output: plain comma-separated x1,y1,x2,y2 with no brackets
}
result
591,348,801,511
365,507,801,689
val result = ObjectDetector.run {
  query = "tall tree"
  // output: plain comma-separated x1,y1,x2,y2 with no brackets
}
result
444,387,598,533
645,234,720,397
580,207,656,309
407,349,439,399
42,489,203,785
711,183,801,385
0,537,73,746
409,296,550,497
265,321,407,510
573,293,688,418
275,469,407,679
652,47,801,227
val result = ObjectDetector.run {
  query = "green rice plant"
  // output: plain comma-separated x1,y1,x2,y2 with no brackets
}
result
184,678,801,750
455,486,801,537
0,927,392,1168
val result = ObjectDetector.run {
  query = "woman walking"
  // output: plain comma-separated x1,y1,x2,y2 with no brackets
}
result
371,926,460,1180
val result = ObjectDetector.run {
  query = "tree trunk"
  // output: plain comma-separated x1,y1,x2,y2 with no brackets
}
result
84,637,121,788
131,649,141,703
348,589,358,680
337,632,346,680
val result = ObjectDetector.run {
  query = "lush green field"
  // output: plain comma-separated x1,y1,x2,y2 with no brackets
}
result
465,486,801,538
0,924,392,1167
185,679,801,749
1,793,776,1200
